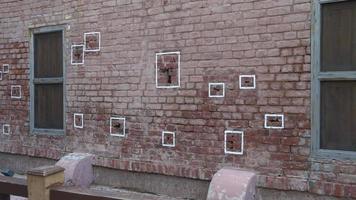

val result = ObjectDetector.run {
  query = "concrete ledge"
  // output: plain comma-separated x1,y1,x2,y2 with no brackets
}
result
0,153,56,174
207,167,257,200
256,188,351,200
93,167,210,200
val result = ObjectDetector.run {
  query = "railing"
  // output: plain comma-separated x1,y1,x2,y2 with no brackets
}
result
50,187,123,200
0,175,28,200
0,173,124,200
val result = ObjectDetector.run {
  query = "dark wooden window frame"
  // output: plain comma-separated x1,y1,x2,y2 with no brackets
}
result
30,25,66,135
312,0,356,160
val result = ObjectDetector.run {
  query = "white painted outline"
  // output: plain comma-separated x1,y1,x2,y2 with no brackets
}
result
155,51,181,89
0,71,2,81
264,114,284,129
2,124,10,135
2,64,9,74
11,85,22,99
162,131,175,147
208,83,225,98
224,130,244,155
110,117,126,137
73,113,84,129
71,44,85,65
84,32,101,52
239,75,256,90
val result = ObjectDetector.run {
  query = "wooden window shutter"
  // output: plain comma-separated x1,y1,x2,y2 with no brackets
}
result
33,31,64,130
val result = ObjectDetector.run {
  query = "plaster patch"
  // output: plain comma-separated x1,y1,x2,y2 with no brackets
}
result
74,113,84,129
2,124,10,135
2,64,9,74
209,83,225,98
110,117,126,137
84,32,101,52
162,131,175,147
264,114,284,129
156,52,180,88
11,85,22,99
71,44,85,65
224,130,244,155
239,75,256,90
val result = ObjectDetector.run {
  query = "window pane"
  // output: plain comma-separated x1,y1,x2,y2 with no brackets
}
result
34,31,63,78
320,81,356,151
34,84,63,129
321,1,356,71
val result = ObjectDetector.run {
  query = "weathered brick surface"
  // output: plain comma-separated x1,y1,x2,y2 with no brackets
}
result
0,0,355,198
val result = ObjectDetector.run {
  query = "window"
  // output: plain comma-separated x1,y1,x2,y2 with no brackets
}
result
312,0,356,158
31,27,64,134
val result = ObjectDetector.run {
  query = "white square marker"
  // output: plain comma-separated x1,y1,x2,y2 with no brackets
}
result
209,83,225,98
110,117,126,137
3,124,10,135
162,131,175,147
224,130,244,155
2,64,9,74
264,114,284,129
73,113,84,129
155,51,181,89
11,85,22,99
239,75,256,90
84,32,101,52
71,44,85,65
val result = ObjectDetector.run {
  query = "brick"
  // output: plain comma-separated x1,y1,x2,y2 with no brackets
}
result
0,1,353,199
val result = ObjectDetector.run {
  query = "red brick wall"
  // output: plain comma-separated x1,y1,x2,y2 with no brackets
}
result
0,0,355,198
